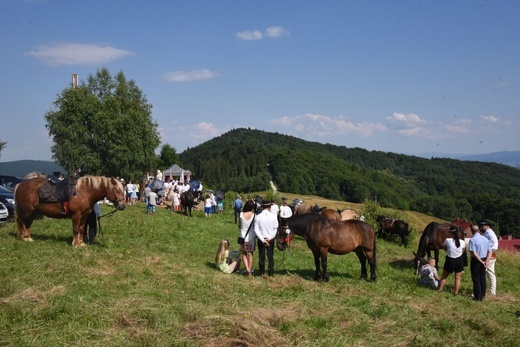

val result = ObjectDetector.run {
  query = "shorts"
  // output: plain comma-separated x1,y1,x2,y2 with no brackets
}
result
204,207,212,214
241,241,256,252
443,255,464,273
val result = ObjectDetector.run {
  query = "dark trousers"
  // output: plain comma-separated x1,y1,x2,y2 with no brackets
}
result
85,210,97,244
257,238,275,276
234,208,241,224
470,257,487,301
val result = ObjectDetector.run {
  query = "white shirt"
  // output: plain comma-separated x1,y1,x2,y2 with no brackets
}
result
444,238,466,258
254,209,279,241
270,203,279,216
484,228,499,251
279,204,293,218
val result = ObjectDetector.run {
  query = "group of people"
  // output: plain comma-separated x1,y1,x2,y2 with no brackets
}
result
216,196,294,277
419,220,499,301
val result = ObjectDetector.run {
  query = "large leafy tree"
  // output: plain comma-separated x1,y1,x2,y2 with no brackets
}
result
45,68,160,179
158,144,179,170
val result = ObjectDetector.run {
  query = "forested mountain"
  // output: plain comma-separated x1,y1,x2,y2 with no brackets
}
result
0,160,66,177
180,128,520,236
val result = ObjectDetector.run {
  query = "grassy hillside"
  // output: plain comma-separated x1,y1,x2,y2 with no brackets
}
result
1,198,518,346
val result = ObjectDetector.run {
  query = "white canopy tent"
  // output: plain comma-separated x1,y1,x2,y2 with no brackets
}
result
162,164,192,181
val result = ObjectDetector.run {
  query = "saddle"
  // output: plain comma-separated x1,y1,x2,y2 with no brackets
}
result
39,176,77,204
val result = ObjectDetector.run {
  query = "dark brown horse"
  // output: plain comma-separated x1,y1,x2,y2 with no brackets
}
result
377,216,410,246
413,222,466,275
276,213,377,282
14,176,126,247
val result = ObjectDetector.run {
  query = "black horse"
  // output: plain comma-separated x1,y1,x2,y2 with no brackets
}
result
180,191,198,217
377,216,410,246
276,213,377,282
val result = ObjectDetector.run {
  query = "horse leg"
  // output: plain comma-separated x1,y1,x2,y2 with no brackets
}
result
355,249,368,280
365,250,377,281
320,249,330,282
72,216,87,247
16,214,34,242
312,251,322,281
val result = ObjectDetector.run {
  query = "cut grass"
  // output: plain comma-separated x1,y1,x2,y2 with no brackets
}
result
0,197,518,346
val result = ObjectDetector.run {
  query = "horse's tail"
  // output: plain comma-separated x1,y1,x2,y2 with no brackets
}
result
372,226,377,269
13,184,22,239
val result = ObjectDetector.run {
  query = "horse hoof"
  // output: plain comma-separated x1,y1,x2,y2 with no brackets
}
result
23,237,34,242
323,277,329,282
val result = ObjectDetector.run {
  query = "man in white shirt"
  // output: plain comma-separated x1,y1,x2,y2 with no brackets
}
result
279,198,293,223
254,200,279,277
270,199,279,217
479,221,499,295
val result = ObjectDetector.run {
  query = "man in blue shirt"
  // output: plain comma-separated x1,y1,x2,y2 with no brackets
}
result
469,225,492,301
233,195,243,224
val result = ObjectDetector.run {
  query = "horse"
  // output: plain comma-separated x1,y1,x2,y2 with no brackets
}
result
320,208,341,221
377,216,410,246
276,213,377,282
14,176,126,247
413,221,467,275
337,208,358,221
180,191,198,216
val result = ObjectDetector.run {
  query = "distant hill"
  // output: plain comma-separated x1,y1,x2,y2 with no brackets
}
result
0,160,66,177
179,128,520,237
414,151,520,168
456,151,520,168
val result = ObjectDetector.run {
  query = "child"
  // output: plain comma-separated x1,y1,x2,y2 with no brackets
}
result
419,257,440,289
215,239,241,274
204,194,212,218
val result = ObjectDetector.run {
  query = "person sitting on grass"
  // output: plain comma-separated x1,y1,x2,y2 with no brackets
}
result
215,239,241,274
419,257,440,289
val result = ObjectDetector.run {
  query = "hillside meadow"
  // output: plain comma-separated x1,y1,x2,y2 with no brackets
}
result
0,195,519,347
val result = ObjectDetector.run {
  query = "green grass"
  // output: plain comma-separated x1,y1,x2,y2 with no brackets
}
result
0,200,519,346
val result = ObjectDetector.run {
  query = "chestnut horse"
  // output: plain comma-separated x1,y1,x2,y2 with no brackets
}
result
413,221,467,275
14,176,126,247
276,213,377,282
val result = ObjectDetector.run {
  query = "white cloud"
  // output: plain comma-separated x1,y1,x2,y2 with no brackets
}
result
386,112,426,125
162,69,218,82
25,42,133,66
236,30,263,41
236,26,289,40
265,26,289,38
271,113,386,137
481,115,499,123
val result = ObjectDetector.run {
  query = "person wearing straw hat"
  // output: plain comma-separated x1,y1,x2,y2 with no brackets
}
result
254,199,279,277
478,221,499,295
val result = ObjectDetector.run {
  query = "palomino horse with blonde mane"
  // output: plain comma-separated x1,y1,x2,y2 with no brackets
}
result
14,176,126,247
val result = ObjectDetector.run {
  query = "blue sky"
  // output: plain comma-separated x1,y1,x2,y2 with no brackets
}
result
1,0,519,162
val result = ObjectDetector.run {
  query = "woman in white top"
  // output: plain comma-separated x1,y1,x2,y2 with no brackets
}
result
438,226,466,295
239,200,257,276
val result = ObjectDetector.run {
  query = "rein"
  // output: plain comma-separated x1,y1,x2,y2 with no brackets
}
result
97,206,120,239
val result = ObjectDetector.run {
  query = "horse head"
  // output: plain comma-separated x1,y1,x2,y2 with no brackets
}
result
106,177,126,210
276,219,292,251
412,251,425,275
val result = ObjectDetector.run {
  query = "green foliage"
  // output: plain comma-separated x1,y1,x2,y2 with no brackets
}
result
44,67,160,179
180,128,520,237
158,143,179,170
0,140,6,159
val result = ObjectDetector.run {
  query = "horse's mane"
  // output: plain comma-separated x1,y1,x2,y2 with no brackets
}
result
76,176,122,191
24,172,46,179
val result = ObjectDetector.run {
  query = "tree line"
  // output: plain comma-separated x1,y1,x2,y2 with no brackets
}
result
180,128,520,237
